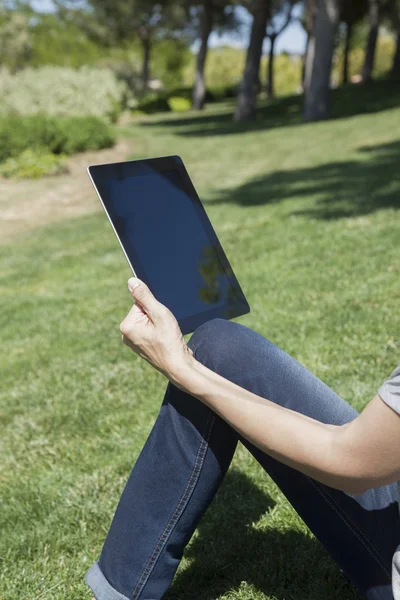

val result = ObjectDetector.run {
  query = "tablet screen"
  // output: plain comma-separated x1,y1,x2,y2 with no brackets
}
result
89,156,249,334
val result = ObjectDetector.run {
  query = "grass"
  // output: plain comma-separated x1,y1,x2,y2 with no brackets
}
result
1,81,399,599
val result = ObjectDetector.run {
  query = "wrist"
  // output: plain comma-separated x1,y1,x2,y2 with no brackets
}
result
168,351,199,392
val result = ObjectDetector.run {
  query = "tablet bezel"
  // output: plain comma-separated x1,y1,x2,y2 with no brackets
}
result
88,155,250,334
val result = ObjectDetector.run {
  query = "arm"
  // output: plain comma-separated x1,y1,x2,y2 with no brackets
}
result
119,277,400,496
173,358,400,495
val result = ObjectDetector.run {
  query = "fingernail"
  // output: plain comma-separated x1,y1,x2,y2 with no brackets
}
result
128,277,142,291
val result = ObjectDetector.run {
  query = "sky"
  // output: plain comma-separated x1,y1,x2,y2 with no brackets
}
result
31,0,307,55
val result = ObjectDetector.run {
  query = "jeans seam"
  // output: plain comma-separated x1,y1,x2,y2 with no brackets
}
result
129,411,216,600
306,476,392,580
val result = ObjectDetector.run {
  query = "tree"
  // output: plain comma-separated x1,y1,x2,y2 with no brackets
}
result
340,0,368,84
392,18,400,75
0,2,32,71
342,22,352,83
386,0,400,75
84,0,187,91
303,0,340,121
190,1,238,110
392,24,400,75
361,0,380,82
265,0,296,98
192,0,214,109
234,0,271,121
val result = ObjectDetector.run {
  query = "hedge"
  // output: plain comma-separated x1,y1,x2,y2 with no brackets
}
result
0,66,130,122
0,115,115,163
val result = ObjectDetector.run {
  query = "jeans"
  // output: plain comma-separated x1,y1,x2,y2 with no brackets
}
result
86,319,400,600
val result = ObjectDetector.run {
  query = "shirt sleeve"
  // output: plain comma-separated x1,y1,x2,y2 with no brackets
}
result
378,365,400,415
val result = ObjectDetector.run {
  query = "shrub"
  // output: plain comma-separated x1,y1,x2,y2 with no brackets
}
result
0,66,131,122
0,149,68,179
133,85,237,115
0,115,115,163
167,96,191,112
135,93,171,114
51,116,115,155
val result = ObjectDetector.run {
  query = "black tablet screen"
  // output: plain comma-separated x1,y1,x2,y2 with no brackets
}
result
89,157,249,334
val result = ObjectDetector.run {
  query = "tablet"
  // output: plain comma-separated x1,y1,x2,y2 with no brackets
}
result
88,155,250,335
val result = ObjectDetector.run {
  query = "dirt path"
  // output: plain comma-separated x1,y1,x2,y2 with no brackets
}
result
0,138,132,244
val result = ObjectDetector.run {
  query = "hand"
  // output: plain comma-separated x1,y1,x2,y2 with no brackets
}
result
119,277,194,384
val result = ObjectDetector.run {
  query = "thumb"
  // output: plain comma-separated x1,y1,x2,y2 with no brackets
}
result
128,277,161,321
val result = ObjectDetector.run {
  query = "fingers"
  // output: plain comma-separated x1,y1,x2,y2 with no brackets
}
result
128,278,161,321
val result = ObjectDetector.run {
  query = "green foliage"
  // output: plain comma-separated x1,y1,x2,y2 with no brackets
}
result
151,39,192,90
167,96,191,112
184,46,303,98
0,148,68,179
184,45,245,89
135,92,172,114
134,85,240,114
0,10,32,72
260,53,303,96
0,66,130,122
0,115,115,163
333,34,396,84
52,116,116,154
29,13,104,68
208,84,238,100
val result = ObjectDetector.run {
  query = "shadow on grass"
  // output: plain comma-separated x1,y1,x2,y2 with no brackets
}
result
206,139,400,220
165,469,359,600
138,79,400,139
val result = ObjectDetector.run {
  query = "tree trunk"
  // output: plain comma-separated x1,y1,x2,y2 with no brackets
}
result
192,0,213,110
302,0,317,91
361,0,379,83
303,0,339,122
140,31,151,92
391,22,400,76
266,35,276,98
234,0,270,121
343,21,353,84
302,31,310,90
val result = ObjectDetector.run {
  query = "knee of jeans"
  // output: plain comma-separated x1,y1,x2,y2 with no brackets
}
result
187,318,266,378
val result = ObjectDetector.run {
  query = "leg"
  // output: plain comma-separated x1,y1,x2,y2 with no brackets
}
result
86,319,400,600
86,324,240,600
186,320,399,599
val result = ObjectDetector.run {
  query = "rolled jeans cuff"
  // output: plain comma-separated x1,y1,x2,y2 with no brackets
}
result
85,561,130,600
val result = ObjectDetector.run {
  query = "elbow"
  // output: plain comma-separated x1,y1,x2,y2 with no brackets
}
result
339,480,371,495
340,475,388,495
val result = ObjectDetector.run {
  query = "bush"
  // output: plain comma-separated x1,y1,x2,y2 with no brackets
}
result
167,96,191,112
135,93,171,114
0,66,131,122
0,115,115,163
51,116,115,154
0,149,68,179
133,85,237,115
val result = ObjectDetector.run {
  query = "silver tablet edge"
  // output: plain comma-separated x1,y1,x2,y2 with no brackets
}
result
87,165,137,277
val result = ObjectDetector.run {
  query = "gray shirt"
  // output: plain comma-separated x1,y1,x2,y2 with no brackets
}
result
378,364,400,598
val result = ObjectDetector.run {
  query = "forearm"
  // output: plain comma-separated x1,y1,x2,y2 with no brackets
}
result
120,277,400,495
172,358,366,494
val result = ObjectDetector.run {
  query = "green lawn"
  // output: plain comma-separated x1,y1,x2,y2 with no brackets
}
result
1,82,399,600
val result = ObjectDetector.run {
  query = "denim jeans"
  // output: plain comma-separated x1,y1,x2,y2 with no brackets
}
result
86,319,400,600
